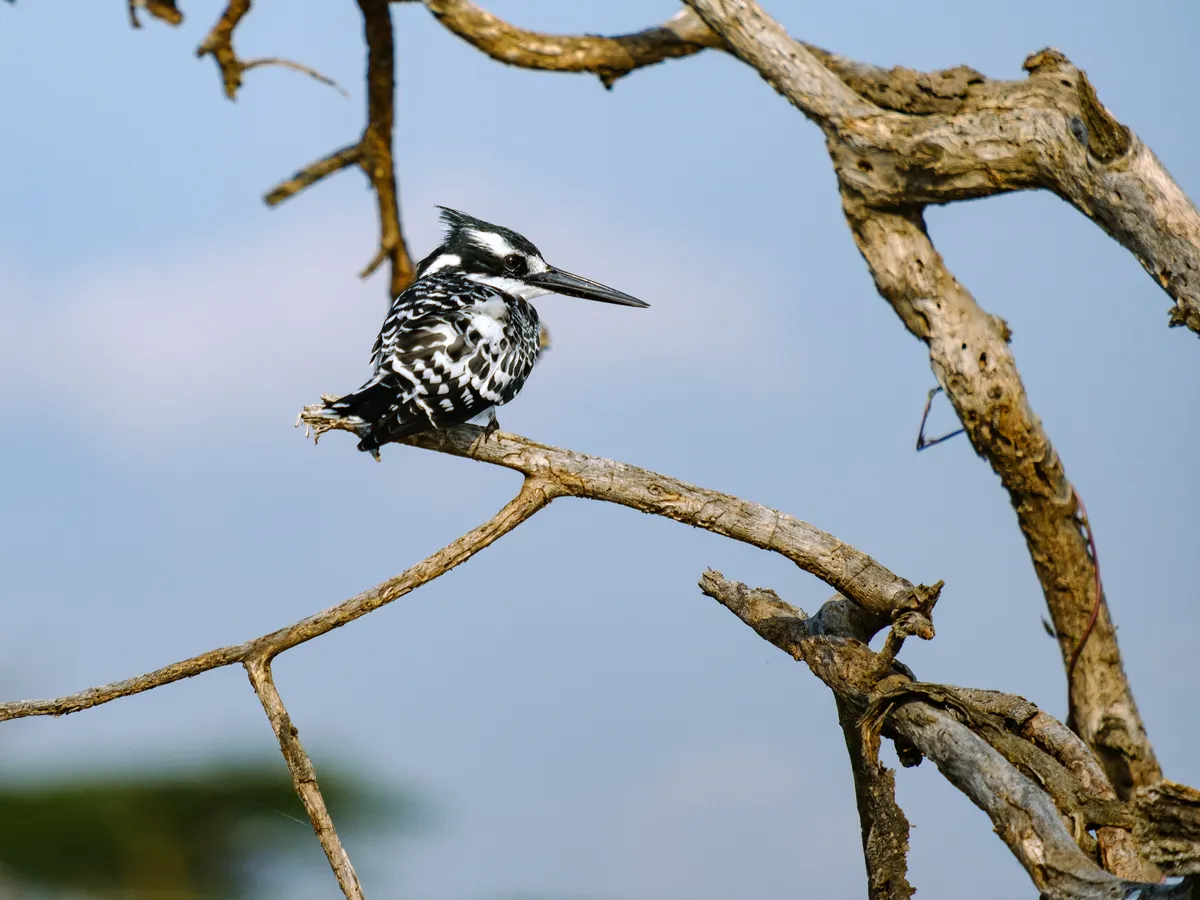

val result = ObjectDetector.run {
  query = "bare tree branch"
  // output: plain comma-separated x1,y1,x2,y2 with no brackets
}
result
22,5,1200,895
684,0,877,122
299,415,943,623
357,0,414,295
698,570,1195,899
963,689,1158,881
194,1,345,100
847,205,1159,795
682,0,1166,795
245,656,365,900
0,477,551,723
682,4,1200,337
264,143,365,207
420,1,719,88
192,0,415,294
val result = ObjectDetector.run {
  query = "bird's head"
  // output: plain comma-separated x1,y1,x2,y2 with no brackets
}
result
415,207,648,308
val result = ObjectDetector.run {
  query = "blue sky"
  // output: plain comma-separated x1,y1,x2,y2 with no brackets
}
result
1,2,1198,897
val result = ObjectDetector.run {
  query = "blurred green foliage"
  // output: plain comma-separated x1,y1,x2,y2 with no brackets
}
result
0,759,420,899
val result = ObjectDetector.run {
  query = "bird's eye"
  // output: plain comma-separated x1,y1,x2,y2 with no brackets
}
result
503,254,524,273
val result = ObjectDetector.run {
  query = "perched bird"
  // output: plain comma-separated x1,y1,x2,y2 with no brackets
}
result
312,207,648,458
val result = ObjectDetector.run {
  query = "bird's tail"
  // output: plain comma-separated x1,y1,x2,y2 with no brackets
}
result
313,377,415,456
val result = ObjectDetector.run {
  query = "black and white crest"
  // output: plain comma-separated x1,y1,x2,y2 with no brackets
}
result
310,207,649,458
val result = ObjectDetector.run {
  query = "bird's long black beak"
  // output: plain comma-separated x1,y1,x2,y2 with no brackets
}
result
529,267,649,308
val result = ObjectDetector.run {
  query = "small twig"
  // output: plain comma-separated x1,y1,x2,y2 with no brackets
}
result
915,386,965,451
197,1,346,101
245,656,364,900
699,568,1182,898
264,143,364,207
242,57,351,97
1066,487,1104,725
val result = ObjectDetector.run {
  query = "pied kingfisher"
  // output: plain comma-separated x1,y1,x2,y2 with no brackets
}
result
313,207,648,458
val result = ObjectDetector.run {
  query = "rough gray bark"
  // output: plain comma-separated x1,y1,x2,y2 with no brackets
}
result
683,0,1168,797
699,570,1194,900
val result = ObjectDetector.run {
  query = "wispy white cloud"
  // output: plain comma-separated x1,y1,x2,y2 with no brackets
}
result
0,194,784,448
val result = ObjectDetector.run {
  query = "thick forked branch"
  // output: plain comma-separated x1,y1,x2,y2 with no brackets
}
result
420,0,984,111
844,203,1159,795
264,143,364,207
246,657,365,900
196,0,251,98
699,571,1194,899
684,0,1163,796
682,3,1200,332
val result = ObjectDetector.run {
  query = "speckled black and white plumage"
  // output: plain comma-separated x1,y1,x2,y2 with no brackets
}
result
312,207,647,458
330,273,542,454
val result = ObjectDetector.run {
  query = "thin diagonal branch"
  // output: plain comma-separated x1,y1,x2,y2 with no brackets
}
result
298,416,941,623
246,656,364,900
265,143,364,207
0,477,551,723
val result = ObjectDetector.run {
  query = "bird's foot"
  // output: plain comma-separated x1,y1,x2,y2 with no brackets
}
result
467,411,501,455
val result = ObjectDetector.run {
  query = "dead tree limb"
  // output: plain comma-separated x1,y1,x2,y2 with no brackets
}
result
680,0,1172,796
298,415,942,623
409,0,1189,792
246,656,365,900
699,570,1196,899
0,476,552,723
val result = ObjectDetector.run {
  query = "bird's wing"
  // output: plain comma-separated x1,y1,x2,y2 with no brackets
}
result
369,276,482,373
368,289,536,435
